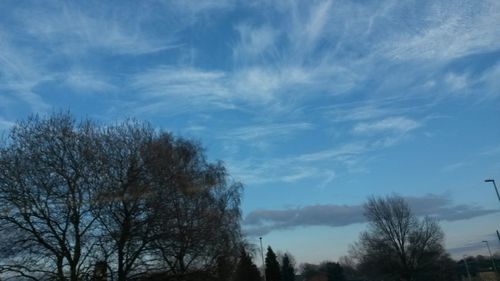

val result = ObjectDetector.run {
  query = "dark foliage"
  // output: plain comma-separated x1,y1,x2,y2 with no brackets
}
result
233,250,262,281
281,254,295,281
322,262,345,281
265,247,281,281
300,262,345,281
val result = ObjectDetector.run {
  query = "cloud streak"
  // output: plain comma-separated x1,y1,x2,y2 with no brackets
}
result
222,123,313,141
353,117,421,135
244,194,500,236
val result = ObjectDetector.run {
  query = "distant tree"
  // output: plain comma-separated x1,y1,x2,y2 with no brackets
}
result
299,262,345,281
429,254,459,281
321,262,345,281
233,250,261,281
281,254,295,281
457,254,500,278
300,263,320,281
350,195,449,281
265,247,281,281
338,256,361,280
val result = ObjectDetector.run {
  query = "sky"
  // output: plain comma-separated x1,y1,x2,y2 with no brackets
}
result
1,0,500,265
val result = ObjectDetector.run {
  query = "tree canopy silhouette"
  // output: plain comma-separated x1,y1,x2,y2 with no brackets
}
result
281,254,295,281
0,113,243,281
350,195,449,281
265,246,281,281
233,249,261,281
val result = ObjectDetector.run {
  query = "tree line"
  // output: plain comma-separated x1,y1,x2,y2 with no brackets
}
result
236,195,484,281
0,113,491,281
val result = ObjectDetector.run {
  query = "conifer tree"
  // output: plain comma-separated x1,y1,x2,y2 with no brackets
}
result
281,254,295,281
265,247,281,281
233,250,261,281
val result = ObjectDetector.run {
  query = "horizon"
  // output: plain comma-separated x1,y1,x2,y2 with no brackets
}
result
0,0,499,265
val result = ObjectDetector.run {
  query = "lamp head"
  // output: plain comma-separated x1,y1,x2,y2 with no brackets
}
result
485,179,494,182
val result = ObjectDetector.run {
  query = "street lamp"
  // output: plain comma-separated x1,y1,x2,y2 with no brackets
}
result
482,240,498,273
463,255,472,281
484,179,500,203
259,237,266,281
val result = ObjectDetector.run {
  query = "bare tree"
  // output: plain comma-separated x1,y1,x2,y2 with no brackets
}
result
93,125,243,280
0,114,104,281
350,195,447,281
0,113,244,281
146,136,242,278
93,121,159,281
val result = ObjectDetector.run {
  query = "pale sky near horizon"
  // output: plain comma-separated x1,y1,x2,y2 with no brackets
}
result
1,0,500,265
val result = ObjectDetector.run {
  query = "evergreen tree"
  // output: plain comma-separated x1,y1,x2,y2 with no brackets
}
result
265,247,281,281
281,254,295,281
233,250,261,281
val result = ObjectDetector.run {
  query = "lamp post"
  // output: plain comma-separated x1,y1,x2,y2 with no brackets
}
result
482,240,498,273
484,179,500,203
463,255,472,281
260,237,266,281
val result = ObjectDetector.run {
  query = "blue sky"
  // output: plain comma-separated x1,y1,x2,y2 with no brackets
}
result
1,0,500,264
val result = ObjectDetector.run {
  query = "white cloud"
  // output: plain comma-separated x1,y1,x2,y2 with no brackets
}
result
353,116,421,135
233,24,279,60
480,144,500,156
130,63,344,115
229,158,336,186
281,168,323,183
62,70,117,93
231,66,321,103
223,122,313,141
441,162,466,173
445,73,469,92
297,143,367,162
0,32,50,112
225,140,369,185
130,66,233,114
383,0,500,61
298,0,332,54
169,0,235,17
477,63,500,99
19,2,179,56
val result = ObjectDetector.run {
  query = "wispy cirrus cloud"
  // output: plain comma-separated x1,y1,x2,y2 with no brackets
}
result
0,35,51,112
61,70,118,93
128,67,238,116
441,162,467,173
381,0,500,61
226,141,371,185
233,24,279,62
480,144,500,157
17,1,179,56
353,116,421,135
296,143,367,162
227,157,335,185
222,122,313,141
